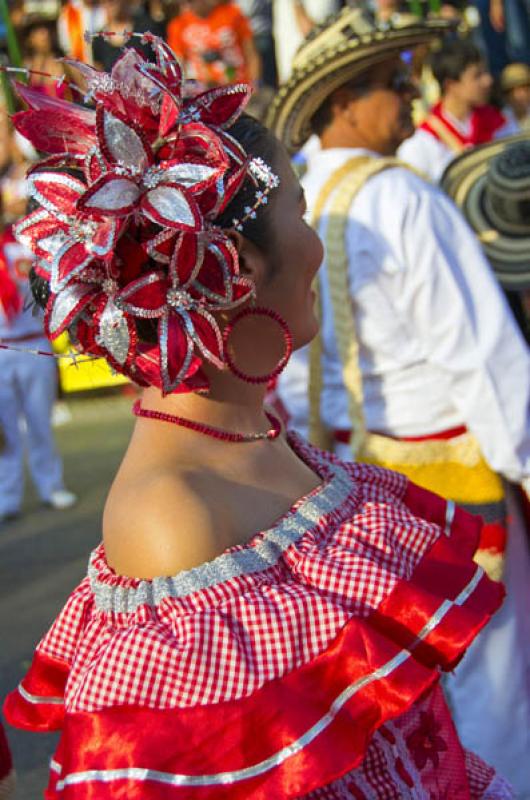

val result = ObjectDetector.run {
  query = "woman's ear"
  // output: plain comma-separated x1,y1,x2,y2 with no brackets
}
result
225,230,267,288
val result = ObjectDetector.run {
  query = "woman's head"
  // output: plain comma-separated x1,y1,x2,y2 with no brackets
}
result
21,45,323,396
216,117,323,352
23,19,58,57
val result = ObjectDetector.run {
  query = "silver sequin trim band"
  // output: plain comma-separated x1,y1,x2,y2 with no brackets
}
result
90,459,353,613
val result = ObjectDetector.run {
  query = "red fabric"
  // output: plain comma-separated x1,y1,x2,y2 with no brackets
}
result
3,439,505,798
0,722,12,781
478,522,507,554
0,227,23,322
420,103,507,147
42,688,503,799
333,426,468,444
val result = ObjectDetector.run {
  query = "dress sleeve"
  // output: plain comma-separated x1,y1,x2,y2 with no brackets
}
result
398,175,530,483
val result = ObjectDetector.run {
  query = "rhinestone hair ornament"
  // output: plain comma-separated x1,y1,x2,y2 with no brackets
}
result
7,34,280,394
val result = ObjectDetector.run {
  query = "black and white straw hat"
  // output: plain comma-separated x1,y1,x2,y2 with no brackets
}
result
266,8,451,153
441,134,530,290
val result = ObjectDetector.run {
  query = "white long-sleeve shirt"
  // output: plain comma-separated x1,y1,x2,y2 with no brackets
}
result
397,114,519,183
278,147,530,483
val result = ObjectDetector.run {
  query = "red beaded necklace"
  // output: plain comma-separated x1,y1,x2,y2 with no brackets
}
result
132,399,282,443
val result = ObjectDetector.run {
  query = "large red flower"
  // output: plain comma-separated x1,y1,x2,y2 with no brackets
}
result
10,33,271,395
15,171,121,292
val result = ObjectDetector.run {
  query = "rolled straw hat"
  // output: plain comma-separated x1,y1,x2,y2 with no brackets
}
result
266,8,451,153
500,63,530,93
441,133,530,290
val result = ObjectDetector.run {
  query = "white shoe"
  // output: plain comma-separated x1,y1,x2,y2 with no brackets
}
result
47,489,77,510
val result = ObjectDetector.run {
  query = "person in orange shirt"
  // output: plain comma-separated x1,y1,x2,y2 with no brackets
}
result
167,0,261,87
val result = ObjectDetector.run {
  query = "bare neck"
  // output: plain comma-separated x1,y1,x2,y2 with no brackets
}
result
320,123,394,156
441,94,473,123
140,371,270,444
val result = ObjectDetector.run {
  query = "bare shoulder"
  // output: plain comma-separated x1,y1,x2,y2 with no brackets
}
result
103,469,224,580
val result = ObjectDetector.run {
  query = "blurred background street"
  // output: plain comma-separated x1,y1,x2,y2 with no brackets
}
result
0,393,134,799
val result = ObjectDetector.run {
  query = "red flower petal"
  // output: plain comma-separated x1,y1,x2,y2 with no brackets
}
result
133,341,162,389
159,93,180,138
44,283,97,339
144,228,177,265
27,171,85,220
77,174,141,217
159,311,196,394
115,234,149,283
13,83,96,155
152,38,183,95
183,84,251,130
14,209,67,262
84,147,107,184
92,218,122,258
169,232,204,288
190,238,237,306
186,307,224,369
117,272,168,318
164,123,228,170
51,240,95,293
135,38,183,116
33,260,52,281
230,276,255,308
27,153,84,177
142,184,202,231
96,106,153,171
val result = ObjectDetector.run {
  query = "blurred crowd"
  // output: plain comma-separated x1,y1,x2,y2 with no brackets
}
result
0,0,527,214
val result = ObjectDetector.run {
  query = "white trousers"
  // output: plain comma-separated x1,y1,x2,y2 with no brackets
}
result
0,343,65,515
444,486,530,798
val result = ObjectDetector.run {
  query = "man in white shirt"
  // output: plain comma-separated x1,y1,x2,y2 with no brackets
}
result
268,9,530,796
398,38,518,182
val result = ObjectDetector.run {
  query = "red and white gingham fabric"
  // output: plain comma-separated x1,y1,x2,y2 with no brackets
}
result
8,434,512,798
35,434,444,713
305,684,513,800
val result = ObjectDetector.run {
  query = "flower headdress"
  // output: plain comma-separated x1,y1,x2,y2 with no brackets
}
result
10,35,280,394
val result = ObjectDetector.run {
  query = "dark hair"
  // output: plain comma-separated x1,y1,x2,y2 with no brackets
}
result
29,114,282,343
311,96,335,138
216,114,280,254
430,38,484,92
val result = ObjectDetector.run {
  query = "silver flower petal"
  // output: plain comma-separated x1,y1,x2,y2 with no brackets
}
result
158,163,219,189
96,300,130,366
102,109,150,171
143,185,198,229
48,283,94,337
84,177,141,213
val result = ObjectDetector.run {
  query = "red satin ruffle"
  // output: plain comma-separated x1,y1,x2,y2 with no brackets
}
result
6,483,504,799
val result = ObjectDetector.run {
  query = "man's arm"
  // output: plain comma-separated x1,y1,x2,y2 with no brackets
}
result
399,174,530,482
292,0,315,37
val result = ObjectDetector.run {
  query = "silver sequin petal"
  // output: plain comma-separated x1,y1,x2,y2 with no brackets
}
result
96,300,130,366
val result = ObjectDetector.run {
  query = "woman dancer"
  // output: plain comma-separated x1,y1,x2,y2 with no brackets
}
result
3,35,512,798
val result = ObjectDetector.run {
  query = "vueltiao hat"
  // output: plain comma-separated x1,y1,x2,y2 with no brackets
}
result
441,133,530,290
266,8,451,153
